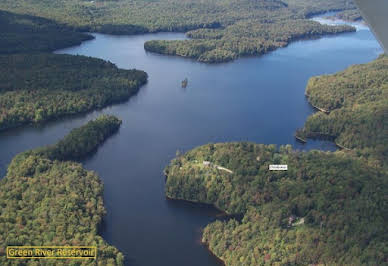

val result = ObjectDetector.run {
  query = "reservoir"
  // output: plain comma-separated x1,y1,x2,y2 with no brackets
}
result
0,17,382,266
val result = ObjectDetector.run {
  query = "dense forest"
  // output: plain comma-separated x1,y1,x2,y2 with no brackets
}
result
144,21,353,63
1,1,384,266
0,6,144,264
25,115,122,161
164,143,388,265
0,115,124,265
0,10,92,54
0,0,358,32
0,53,147,131
0,0,358,62
296,55,387,168
141,0,357,62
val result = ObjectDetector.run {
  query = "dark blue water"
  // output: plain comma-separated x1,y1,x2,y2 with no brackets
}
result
0,19,382,266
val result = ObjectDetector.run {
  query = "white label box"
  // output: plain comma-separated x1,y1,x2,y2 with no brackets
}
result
269,165,288,171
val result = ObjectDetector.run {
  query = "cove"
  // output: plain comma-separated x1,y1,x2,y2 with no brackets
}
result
0,18,382,266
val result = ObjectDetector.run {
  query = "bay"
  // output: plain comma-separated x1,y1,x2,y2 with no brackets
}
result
0,16,382,266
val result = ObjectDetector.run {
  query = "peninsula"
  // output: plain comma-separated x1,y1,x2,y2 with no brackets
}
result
0,115,125,265
296,54,388,168
165,143,387,265
0,0,359,63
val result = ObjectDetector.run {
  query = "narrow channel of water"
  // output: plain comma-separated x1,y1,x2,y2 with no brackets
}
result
0,16,382,266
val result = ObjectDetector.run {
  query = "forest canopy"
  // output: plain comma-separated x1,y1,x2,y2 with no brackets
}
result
296,54,388,168
0,0,358,62
0,53,147,131
0,0,358,33
165,143,388,265
144,19,354,63
23,114,122,161
0,10,92,54
0,115,125,265
140,0,357,62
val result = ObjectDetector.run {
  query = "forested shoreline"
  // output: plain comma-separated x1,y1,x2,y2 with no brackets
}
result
164,143,388,265
0,7,148,132
0,54,147,131
1,1,386,265
0,0,358,63
141,1,357,63
0,10,93,54
296,54,387,168
0,115,125,265
23,115,122,161
144,20,354,63
164,54,388,265
0,6,144,263
0,0,358,34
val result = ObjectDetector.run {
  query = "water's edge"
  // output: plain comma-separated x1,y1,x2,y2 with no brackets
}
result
0,12,381,266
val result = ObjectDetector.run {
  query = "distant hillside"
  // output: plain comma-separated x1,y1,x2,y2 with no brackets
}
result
0,10,92,54
0,0,357,62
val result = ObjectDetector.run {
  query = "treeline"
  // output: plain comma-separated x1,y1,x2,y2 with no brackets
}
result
284,0,357,17
145,19,354,63
24,115,122,161
0,0,357,33
0,115,124,265
0,0,357,62
164,143,388,265
0,9,148,132
0,10,92,54
296,55,387,168
0,53,147,131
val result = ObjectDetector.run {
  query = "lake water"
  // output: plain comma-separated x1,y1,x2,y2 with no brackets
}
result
0,17,382,266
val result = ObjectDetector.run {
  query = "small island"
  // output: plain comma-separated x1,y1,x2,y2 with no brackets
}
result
181,78,188,88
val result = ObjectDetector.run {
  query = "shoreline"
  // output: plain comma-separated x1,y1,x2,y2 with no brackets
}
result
335,142,352,151
295,134,307,143
143,27,355,64
201,241,226,266
1,9,373,265
297,131,352,152
305,94,330,114
165,194,232,217
309,102,330,113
